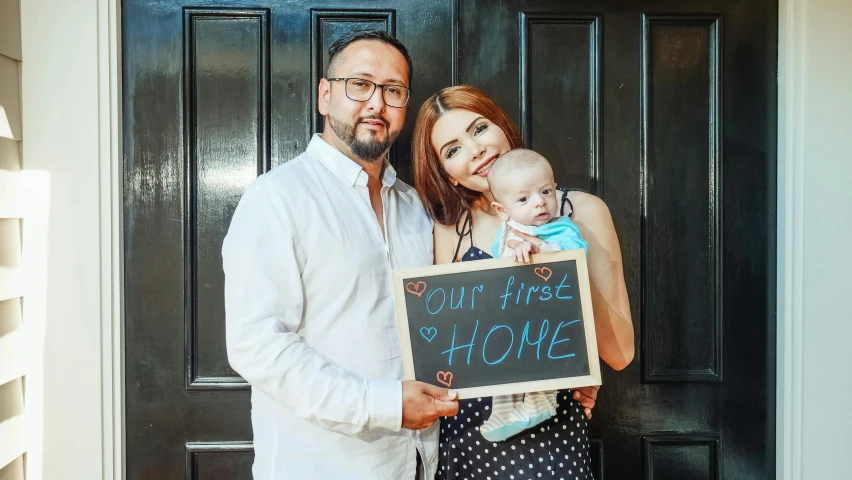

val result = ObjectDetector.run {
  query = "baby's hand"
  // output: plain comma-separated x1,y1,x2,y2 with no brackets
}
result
511,240,537,264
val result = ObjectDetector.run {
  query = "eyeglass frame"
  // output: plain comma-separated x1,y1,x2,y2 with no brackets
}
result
326,77,412,108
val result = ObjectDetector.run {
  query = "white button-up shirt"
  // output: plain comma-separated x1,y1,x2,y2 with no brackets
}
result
223,135,436,480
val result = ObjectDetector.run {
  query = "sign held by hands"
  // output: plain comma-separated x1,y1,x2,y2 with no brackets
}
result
393,250,601,399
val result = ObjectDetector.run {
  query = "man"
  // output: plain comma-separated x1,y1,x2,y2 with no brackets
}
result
222,30,458,479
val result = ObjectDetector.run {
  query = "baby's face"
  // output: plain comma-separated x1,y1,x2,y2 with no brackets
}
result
495,165,558,226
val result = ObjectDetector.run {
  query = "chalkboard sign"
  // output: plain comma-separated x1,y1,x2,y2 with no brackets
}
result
392,250,601,399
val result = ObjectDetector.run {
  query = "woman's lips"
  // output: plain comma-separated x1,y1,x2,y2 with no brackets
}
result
473,156,497,177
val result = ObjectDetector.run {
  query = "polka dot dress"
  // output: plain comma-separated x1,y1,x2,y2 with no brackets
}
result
436,391,592,480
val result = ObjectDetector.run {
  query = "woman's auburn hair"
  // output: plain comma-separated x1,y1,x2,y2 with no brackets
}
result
412,85,523,227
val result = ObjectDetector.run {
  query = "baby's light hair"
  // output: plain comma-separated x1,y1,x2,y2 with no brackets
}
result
487,148,553,203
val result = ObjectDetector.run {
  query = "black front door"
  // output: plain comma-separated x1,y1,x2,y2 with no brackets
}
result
123,1,776,478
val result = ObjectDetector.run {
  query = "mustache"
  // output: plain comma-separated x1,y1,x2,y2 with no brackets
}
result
358,115,389,127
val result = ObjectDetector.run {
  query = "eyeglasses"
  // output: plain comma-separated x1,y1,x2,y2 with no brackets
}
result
327,77,411,108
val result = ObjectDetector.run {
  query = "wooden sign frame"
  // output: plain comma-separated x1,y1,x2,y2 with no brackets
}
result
392,249,601,399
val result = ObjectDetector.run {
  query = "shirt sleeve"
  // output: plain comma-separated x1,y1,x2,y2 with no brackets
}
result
222,180,402,436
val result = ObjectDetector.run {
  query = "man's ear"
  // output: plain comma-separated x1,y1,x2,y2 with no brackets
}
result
491,201,510,221
318,78,331,116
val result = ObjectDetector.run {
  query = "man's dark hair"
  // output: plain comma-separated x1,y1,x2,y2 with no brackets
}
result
327,30,414,85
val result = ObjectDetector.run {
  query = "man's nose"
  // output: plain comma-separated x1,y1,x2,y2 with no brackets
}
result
365,87,387,113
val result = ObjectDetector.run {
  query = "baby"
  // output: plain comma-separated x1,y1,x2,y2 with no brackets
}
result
481,148,588,442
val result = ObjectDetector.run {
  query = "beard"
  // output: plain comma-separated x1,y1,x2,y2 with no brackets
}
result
328,114,399,162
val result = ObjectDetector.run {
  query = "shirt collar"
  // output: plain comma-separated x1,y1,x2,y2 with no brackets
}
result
307,134,397,188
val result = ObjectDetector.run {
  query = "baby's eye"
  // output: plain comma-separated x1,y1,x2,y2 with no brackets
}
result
542,188,552,195
446,146,460,159
518,196,528,203
474,123,488,135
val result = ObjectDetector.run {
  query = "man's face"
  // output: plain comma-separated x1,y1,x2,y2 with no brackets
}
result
318,40,409,162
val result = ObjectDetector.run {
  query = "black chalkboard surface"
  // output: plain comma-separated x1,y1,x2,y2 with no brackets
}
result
393,249,601,399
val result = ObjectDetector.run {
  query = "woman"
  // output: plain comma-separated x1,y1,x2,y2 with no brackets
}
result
412,86,634,479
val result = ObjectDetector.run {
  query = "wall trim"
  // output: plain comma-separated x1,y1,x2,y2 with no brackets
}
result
777,0,805,478
98,0,124,478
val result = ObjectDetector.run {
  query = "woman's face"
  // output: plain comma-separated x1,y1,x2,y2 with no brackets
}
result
430,108,512,194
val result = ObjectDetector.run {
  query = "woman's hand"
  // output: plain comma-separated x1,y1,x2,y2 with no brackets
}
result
572,385,600,419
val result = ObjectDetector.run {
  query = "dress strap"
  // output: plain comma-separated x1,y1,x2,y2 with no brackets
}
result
559,187,575,218
452,211,473,263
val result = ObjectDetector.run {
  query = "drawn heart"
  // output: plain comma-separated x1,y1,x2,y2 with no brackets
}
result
420,327,437,342
534,266,552,282
405,281,427,297
436,371,454,387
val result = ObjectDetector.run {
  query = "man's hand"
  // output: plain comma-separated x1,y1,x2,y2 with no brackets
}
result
401,380,459,430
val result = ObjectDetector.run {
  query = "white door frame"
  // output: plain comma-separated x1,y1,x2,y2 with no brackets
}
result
80,0,801,478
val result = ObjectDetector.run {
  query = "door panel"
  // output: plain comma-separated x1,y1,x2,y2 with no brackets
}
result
123,1,453,478
123,0,776,477
458,1,775,478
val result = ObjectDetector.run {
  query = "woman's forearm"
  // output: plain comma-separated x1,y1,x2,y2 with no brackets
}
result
589,285,635,371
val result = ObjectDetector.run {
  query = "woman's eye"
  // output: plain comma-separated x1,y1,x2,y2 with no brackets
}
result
474,123,488,135
446,146,460,159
